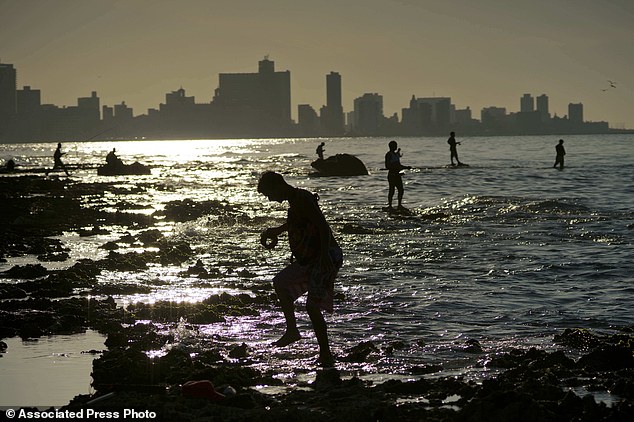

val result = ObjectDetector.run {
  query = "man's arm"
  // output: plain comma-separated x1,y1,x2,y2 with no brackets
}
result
266,222,288,237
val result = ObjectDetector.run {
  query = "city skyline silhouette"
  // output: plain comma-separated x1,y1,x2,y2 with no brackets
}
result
2,0,632,130
1,57,624,141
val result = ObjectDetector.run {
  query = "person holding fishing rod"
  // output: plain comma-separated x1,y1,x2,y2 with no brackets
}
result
447,131,463,166
385,140,411,211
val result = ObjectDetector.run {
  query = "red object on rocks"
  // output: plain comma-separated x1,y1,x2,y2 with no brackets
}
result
182,380,225,400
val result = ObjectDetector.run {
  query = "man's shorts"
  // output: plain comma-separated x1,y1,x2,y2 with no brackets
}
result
272,246,343,313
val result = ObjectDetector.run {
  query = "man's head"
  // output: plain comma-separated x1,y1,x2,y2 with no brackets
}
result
559,139,564,144
389,141,398,151
450,131,455,137
57,143,62,148
258,171,288,202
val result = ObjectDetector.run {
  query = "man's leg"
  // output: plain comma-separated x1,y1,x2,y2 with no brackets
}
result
272,264,307,346
273,285,301,346
307,302,333,366
388,178,395,208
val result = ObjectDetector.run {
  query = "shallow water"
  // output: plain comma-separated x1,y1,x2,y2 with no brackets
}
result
1,134,633,405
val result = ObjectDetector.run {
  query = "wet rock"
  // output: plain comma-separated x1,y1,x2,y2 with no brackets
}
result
156,199,241,223
2,263,48,279
554,328,602,349
92,348,155,389
228,343,249,359
577,345,634,370
37,251,70,262
343,341,380,363
0,285,28,299
136,229,163,245
182,259,211,278
90,283,152,296
99,241,120,250
19,322,46,340
313,368,342,390
341,223,374,235
463,338,483,353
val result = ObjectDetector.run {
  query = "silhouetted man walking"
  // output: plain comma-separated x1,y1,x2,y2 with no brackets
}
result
46,143,70,176
257,171,343,367
554,139,566,169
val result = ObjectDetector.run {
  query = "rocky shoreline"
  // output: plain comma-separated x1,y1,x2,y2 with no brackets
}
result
1,175,633,421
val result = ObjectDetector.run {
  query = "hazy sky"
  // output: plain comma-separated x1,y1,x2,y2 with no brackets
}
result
2,0,633,128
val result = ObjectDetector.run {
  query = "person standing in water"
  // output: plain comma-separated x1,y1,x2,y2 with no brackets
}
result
554,139,566,170
385,140,411,210
447,131,462,166
316,142,325,160
257,171,343,366
46,143,70,176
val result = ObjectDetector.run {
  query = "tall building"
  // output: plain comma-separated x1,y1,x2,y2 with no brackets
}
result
77,91,101,131
520,94,534,113
0,63,17,136
17,86,41,114
536,94,549,121
321,72,345,135
417,97,451,129
297,104,320,135
213,57,292,132
114,101,133,120
568,103,583,124
16,86,42,140
352,93,383,135
454,106,473,125
480,106,508,132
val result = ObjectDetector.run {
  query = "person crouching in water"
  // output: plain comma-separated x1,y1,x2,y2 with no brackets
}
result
257,171,343,366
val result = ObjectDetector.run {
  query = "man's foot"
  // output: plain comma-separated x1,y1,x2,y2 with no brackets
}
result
272,330,301,347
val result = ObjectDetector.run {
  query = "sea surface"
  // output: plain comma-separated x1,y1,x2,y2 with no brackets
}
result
1,134,633,406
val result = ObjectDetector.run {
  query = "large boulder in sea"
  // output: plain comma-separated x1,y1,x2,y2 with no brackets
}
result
97,161,151,176
311,153,368,176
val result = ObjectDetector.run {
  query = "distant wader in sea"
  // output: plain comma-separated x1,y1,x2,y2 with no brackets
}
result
554,139,565,170
447,131,462,166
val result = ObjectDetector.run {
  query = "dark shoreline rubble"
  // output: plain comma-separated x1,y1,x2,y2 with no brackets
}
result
1,175,633,420
56,327,633,421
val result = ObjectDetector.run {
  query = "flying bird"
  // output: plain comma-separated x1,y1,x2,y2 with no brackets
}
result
608,80,617,88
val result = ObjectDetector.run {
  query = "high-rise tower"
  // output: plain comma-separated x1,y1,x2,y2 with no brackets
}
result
321,72,345,135
520,93,534,113
0,63,17,133
536,94,549,121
